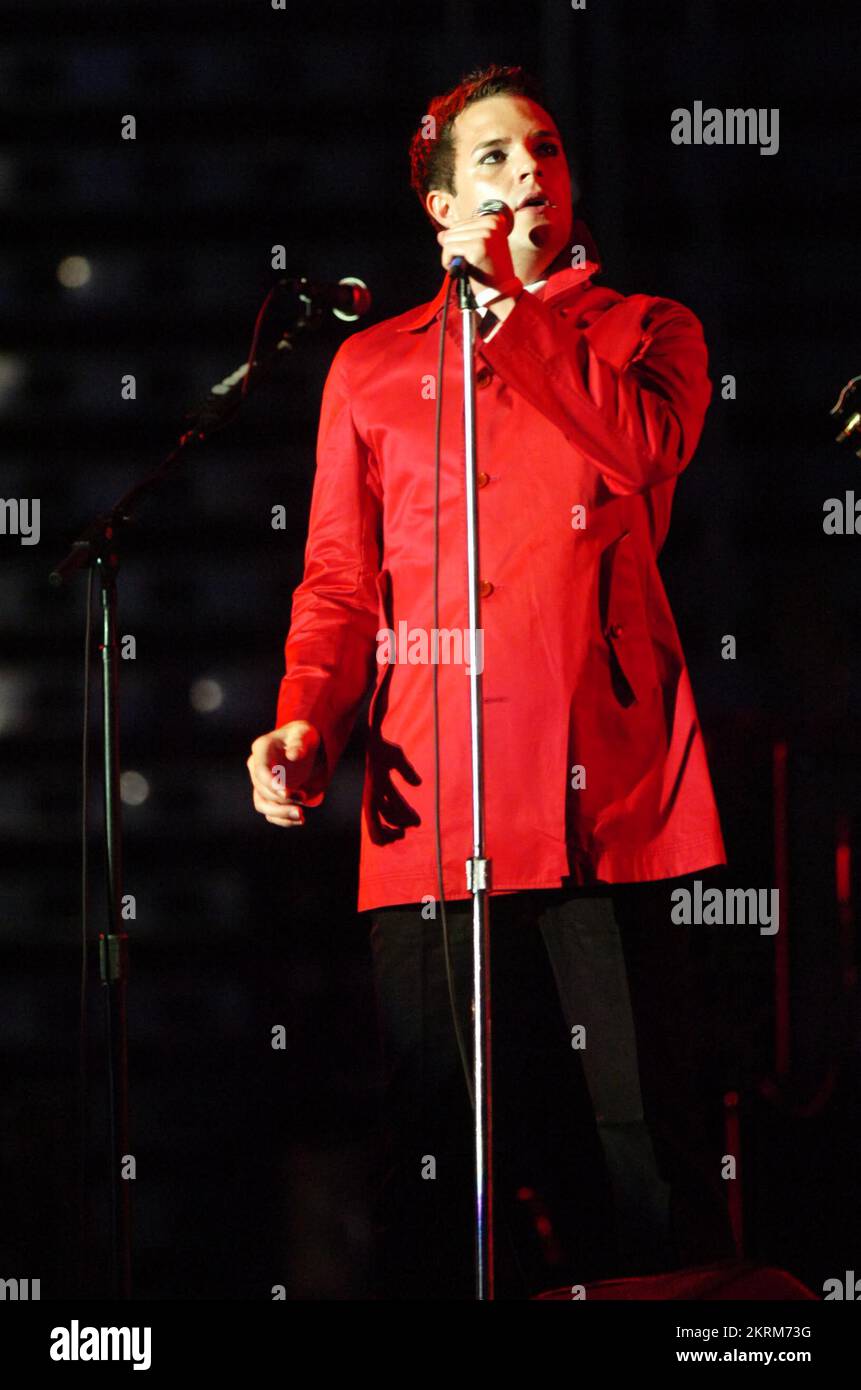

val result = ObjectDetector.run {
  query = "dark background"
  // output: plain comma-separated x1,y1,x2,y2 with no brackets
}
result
2,0,860,1299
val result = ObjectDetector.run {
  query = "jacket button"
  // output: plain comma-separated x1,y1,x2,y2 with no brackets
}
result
479,579,495,598
477,471,490,488
475,366,494,388
605,623,624,639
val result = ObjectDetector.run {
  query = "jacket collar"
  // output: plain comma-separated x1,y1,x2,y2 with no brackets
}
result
396,216,601,334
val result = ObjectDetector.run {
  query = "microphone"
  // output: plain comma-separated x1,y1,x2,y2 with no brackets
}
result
276,275,371,321
448,198,514,277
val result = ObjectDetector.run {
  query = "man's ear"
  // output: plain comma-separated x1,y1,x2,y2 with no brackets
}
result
426,188,456,229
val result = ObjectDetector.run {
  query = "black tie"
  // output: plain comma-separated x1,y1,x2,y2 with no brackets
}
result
476,306,499,339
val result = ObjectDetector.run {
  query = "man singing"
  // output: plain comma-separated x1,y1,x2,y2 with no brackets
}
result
247,64,734,1299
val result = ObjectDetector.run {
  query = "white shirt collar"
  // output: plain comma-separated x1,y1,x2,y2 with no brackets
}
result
475,278,546,311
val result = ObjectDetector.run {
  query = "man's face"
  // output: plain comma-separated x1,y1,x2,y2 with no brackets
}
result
427,93,574,278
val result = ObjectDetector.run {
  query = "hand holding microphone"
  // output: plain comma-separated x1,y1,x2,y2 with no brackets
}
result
438,198,517,291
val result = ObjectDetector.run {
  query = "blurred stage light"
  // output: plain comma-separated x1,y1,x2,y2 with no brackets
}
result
0,354,25,411
0,671,31,735
190,677,224,713
120,770,150,806
56,255,92,288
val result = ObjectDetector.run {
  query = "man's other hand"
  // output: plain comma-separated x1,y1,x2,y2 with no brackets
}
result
247,720,322,828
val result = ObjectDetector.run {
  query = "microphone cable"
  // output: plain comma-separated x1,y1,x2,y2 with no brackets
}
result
433,274,474,1108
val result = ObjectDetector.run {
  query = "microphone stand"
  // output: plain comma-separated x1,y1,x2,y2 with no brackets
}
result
48,286,350,1297
448,259,495,1300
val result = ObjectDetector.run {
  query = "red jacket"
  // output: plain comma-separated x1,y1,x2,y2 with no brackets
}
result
276,233,727,911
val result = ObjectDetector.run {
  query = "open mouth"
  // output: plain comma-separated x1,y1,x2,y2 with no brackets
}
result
517,194,552,211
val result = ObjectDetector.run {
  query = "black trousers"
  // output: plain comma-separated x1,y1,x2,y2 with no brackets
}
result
367,877,736,1300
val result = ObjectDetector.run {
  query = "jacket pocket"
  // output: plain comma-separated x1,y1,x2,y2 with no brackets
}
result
598,530,660,706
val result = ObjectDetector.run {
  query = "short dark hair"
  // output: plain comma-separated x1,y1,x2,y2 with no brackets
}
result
409,64,560,231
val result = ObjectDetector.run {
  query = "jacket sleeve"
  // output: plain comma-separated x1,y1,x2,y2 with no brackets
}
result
274,341,382,798
479,290,712,496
